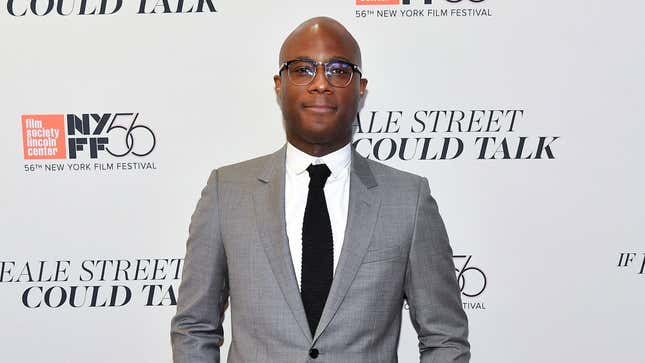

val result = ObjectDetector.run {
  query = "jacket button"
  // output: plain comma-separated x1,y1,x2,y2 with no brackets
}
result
309,348,319,358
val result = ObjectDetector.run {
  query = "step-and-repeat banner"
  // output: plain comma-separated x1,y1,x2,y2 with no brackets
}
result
1,1,643,362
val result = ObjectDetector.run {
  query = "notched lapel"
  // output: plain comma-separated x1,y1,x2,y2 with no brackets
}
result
252,146,313,342
313,151,381,342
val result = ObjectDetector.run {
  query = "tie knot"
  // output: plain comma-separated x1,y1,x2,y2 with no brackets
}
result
306,164,331,189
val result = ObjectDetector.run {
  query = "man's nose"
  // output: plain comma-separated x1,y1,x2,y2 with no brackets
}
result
307,63,332,93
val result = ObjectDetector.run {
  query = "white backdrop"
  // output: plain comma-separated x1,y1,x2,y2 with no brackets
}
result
1,1,644,362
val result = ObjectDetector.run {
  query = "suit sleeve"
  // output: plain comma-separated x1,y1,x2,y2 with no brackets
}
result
171,169,229,363
403,177,471,363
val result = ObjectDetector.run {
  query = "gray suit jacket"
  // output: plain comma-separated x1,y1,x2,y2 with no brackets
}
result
171,145,470,363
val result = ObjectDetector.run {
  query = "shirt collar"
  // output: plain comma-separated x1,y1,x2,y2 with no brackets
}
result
286,142,352,180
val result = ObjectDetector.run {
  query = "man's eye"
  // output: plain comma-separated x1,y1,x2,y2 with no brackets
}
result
330,68,348,75
328,62,352,76
293,67,314,74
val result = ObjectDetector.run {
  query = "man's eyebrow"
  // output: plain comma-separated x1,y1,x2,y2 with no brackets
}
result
292,56,315,62
329,56,353,63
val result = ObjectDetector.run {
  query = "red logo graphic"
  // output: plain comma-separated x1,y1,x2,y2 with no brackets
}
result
22,114,67,159
356,0,401,4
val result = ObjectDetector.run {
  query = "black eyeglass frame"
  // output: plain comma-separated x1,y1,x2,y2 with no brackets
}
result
277,58,363,88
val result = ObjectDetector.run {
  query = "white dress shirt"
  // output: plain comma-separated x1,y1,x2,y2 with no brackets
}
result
285,142,351,291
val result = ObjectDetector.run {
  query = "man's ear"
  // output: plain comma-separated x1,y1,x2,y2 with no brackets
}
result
274,75,282,97
359,78,368,97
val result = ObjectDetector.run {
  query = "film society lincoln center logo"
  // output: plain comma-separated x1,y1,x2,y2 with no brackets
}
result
21,113,157,172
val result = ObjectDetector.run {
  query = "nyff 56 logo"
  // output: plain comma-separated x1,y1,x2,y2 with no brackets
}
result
22,113,156,160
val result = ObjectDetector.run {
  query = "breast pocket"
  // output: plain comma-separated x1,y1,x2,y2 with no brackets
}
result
362,246,402,264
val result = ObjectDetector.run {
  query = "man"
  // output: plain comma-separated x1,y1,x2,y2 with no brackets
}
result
171,16,470,363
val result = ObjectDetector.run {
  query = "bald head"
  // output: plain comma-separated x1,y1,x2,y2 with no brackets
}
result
279,16,362,67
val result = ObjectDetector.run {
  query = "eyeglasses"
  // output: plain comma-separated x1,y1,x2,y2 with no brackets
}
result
278,58,363,88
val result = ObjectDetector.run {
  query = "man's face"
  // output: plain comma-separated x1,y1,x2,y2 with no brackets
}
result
274,25,367,154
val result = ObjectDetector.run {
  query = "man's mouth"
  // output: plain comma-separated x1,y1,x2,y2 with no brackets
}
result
303,104,337,113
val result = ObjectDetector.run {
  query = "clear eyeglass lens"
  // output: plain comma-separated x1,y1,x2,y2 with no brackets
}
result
287,61,316,85
326,62,353,87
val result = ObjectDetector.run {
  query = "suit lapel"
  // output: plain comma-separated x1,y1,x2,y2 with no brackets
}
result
313,149,381,342
252,145,313,343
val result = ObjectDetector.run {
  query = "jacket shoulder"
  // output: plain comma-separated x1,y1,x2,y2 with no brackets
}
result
214,149,279,184
361,156,425,188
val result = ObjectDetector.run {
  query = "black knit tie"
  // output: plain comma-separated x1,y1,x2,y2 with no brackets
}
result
301,163,333,337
